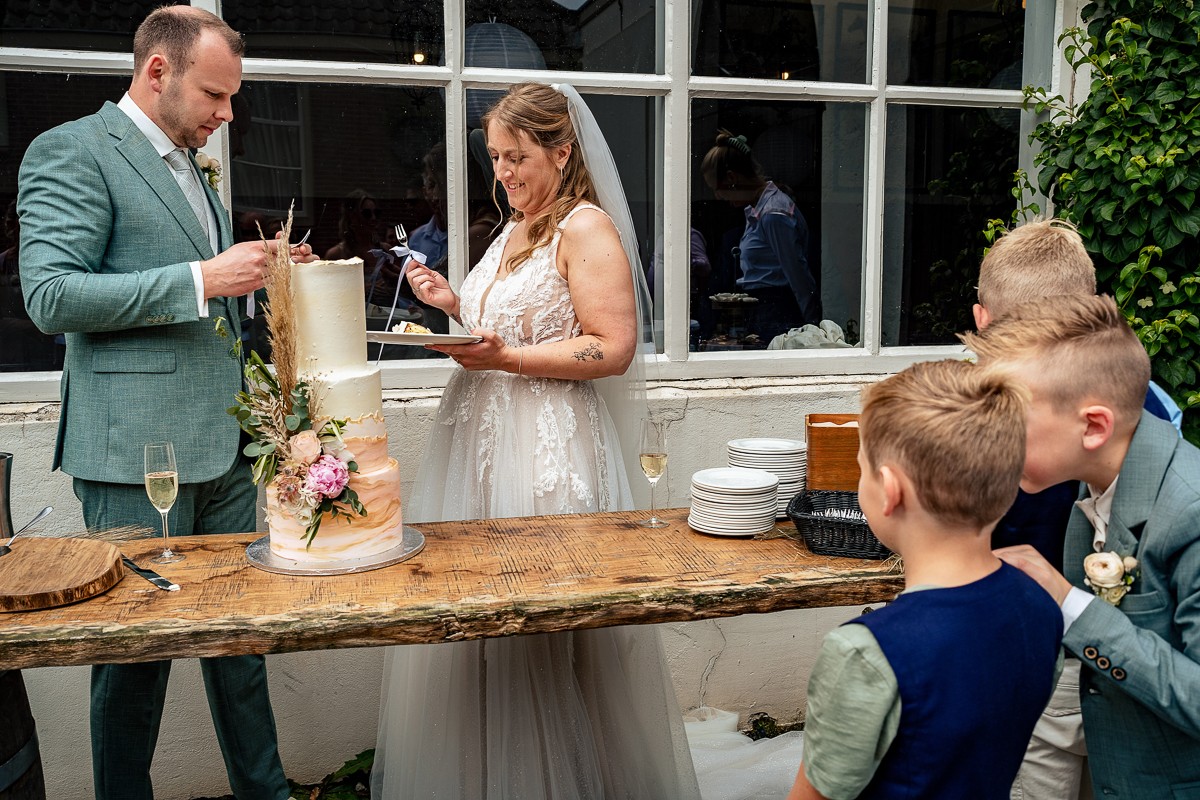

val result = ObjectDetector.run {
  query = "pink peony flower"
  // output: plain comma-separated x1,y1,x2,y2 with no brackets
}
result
304,454,349,498
290,429,323,465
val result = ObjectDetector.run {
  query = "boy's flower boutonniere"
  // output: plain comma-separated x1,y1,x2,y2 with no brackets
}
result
1083,552,1139,606
195,152,222,190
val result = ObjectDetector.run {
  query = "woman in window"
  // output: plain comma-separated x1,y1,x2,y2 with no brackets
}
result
702,130,819,346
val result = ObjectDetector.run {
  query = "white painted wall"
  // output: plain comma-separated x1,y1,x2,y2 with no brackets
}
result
1,375,882,800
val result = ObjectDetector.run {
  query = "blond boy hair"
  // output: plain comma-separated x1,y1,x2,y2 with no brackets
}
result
961,294,1150,429
978,218,1096,319
860,359,1028,528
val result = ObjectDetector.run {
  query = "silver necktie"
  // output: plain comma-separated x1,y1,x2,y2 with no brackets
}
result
163,148,213,243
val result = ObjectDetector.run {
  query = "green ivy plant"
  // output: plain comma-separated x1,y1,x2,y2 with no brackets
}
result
1017,2,1200,441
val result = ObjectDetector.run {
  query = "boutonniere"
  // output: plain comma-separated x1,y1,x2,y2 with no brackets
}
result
1083,552,1139,606
195,152,222,190
213,316,242,359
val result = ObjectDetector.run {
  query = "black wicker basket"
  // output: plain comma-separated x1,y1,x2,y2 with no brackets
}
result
786,490,892,560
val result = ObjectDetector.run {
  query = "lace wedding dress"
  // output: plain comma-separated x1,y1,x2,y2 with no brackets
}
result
371,204,701,800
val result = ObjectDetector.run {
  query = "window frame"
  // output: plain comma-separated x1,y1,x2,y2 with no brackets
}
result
0,0,1071,402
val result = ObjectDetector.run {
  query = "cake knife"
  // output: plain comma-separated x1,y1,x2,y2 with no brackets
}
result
121,557,180,591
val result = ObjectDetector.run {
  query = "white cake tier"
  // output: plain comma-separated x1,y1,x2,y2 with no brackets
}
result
266,456,404,562
307,364,383,424
292,258,369,372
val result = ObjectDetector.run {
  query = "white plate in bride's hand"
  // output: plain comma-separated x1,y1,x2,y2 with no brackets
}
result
366,331,483,346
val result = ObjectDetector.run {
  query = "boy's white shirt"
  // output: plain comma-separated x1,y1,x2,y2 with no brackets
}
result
1061,476,1119,630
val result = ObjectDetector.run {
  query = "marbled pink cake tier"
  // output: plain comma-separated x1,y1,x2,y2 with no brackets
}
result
266,412,405,561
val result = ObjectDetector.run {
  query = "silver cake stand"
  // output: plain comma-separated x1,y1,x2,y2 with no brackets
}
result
246,525,425,576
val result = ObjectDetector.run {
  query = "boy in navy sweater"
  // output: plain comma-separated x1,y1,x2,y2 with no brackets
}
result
788,359,1063,800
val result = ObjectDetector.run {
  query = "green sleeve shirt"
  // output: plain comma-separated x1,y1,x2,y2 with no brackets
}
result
802,623,901,800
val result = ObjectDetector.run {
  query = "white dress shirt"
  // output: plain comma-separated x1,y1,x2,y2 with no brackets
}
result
1061,476,1120,630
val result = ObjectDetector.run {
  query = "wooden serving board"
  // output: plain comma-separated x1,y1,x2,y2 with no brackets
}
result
0,537,123,613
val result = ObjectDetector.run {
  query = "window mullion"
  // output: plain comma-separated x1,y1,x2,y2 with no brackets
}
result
443,0,467,321
860,0,887,356
661,0,690,364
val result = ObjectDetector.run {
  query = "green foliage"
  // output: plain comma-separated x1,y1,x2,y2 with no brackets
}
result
194,751,375,800
286,749,374,799
1023,1,1200,441
745,711,804,741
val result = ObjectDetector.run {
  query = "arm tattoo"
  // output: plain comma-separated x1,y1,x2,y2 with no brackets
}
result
573,342,604,362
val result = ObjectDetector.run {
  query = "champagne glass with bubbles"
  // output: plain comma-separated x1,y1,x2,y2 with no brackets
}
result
144,442,183,564
638,419,669,528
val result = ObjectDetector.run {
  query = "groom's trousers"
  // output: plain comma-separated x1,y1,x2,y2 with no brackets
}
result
74,460,289,800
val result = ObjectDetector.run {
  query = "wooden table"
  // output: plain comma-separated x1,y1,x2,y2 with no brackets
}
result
0,508,903,669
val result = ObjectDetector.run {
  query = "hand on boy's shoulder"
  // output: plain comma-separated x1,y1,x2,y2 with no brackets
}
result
995,545,1072,605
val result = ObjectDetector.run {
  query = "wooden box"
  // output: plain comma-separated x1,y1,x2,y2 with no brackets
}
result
804,413,861,491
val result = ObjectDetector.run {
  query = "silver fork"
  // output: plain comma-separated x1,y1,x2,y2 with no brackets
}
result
394,223,407,248
294,229,311,247
0,505,52,557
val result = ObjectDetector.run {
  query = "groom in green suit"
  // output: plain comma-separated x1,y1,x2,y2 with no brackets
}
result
969,294,1200,797
17,7,310,799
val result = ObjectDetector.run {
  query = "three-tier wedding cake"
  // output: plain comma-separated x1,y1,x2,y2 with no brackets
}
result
264,258,405,562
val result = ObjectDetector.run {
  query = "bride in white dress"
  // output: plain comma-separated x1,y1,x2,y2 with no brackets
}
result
370,83,700,800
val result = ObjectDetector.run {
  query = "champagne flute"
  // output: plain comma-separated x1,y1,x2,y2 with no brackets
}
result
144,442,183,564
638,419,669,528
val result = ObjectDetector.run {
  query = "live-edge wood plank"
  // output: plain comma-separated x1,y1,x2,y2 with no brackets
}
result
0,508,903,669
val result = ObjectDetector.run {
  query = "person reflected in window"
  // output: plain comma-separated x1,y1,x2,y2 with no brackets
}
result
325,189,388,302
702,130,819,345
408,142,448,271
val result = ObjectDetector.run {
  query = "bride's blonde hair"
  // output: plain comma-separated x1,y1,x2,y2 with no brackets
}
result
481,82,600,273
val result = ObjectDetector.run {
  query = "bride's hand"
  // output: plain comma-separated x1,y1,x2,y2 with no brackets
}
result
407,263,457,313
427,329,517,373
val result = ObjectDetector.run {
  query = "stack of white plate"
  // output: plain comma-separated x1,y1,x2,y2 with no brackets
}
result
688,467,779,536
727,438,808,518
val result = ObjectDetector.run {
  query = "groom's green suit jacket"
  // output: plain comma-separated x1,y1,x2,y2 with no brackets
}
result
1063,411,1200,796
18,101,245,485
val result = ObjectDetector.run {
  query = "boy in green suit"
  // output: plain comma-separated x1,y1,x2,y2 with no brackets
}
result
17,7,311,799
965,294,1200,796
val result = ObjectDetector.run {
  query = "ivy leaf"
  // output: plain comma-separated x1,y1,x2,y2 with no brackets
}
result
1174,212,1200,237
1161,356,1196,389
1150,83,1186,105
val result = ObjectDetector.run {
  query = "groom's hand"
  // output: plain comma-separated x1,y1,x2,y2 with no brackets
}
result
200,240,285,299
